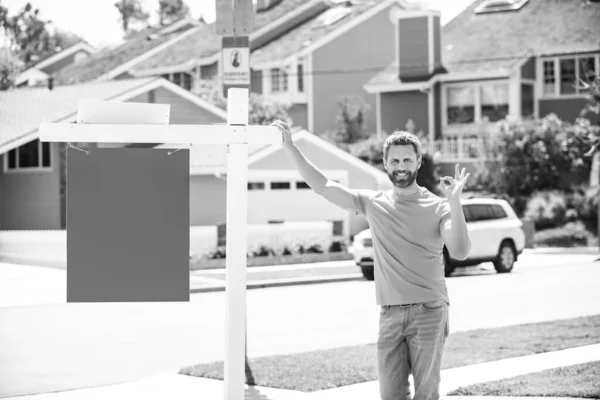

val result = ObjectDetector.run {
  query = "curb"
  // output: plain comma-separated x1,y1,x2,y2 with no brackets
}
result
190,273,365,293
526,247,599,255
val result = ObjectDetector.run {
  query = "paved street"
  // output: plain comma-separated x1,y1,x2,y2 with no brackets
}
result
0,252,598,398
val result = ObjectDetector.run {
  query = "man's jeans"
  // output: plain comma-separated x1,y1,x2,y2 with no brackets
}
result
377,300,449,400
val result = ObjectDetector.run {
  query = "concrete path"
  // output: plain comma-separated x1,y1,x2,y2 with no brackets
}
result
6,344,599,400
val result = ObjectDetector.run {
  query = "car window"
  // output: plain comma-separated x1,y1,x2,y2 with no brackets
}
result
463,203,508,222
490,204,508,219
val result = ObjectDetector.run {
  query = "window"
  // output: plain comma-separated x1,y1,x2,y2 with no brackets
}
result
543,60,555,95
248,182,265,190
489,205,508,219
559,58,576,95
520,83,535,119
447,86,475,124
270,68,288,93
296,181,310,189
463,204,507,222
480,84,509,122
445,82,510,125
270,181,290,190
542,55,598,97
297,59,304,93
6,140,51,171
171,72,193,91
332,220,343,236
474,0,529,14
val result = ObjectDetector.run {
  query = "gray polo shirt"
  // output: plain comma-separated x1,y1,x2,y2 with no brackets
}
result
352,187,452,306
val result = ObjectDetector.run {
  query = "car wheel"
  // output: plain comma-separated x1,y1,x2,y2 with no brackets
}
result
443,247,455,277
360,265,374,281
494,240,516,273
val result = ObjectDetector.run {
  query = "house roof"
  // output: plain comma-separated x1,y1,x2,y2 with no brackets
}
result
0,77,226,155
249,1,385,66
183,128,389,189
51,18,200,85
130,0,312,73
366,0,600,88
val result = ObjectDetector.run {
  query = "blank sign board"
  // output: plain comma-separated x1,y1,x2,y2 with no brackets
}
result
66,147,190,303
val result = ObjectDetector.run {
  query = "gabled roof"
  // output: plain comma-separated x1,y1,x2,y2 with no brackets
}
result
442,0,600,75
366,0,600,89
52,17,201,85
0,77,226,155
130,0,317,75
250,0,397,66
183,128,389,189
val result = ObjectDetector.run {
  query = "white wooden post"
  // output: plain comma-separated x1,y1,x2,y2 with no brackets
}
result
39,90,281,400
224,89,249,400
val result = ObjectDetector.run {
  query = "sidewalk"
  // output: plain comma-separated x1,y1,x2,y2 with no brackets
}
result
7,343,600,400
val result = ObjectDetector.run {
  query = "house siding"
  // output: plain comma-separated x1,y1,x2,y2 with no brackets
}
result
153,87,224,124
0,143,61,230
190,175,227,226
250,138,388,236
539,97,599,123
288,103,308,128
398,17,429,80
380,91,429,135
521,57,536,80
311,4,396,134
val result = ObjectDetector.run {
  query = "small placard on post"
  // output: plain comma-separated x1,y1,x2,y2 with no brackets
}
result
222,36,250,98
215,0,234,35
233,0,255,35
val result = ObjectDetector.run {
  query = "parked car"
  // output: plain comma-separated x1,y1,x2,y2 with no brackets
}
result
350,198,526,280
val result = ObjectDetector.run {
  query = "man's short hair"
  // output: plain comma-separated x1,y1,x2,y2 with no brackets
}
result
383,131,422,161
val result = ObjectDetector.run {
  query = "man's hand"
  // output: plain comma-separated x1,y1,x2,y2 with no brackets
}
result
271,120,293,148
439,164,470,202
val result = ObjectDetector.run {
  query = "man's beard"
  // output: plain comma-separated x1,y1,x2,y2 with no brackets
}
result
388,169,418,188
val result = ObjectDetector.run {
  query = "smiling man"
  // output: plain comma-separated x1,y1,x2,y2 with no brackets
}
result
272,120,471,400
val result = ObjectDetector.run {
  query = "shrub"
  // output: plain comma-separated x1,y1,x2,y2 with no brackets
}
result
473,115,595,198
524,190,568,230
534,221,593,247
566,186,599,235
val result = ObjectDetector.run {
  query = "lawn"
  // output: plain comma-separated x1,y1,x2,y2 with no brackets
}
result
449,361,600,398
179,314,600,392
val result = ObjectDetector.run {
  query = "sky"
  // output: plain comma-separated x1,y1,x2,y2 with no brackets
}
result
2,0,474,49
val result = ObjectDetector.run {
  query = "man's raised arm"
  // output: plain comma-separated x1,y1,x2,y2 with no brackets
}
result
271,120,360,212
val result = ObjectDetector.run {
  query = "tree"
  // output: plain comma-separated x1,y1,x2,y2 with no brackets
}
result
0,47,22,90
1,2,50,64
158,0,190,26
323,95,370,145
114,0,150,37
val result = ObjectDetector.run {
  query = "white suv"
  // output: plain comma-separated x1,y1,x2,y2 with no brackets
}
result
350,198,526,280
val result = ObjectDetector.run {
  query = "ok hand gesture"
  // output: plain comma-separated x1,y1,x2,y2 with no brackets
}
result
439,164,470,202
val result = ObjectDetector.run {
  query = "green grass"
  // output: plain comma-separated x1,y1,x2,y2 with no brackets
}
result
449,361,600,398
179,314,600,392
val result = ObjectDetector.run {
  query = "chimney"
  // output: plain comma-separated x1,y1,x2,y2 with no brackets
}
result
391,5,444,82
47,77,54,91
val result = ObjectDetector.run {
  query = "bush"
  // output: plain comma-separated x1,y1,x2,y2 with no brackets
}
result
524,190,568,230
534,222,593,247
474,114,596,199
566,186,599,235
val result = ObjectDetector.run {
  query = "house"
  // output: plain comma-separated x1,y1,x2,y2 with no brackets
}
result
0,77,391,237
51,16,203,86
15,41,97,87
363,0,600,173
52,0,430,135
0,77,226,231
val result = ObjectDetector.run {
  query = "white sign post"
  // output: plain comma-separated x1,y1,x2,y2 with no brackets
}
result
39,87,281,400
